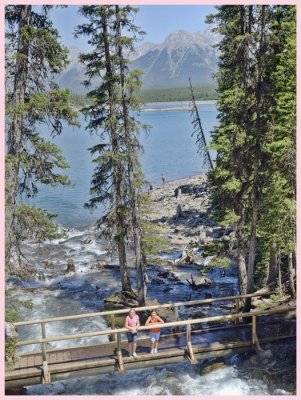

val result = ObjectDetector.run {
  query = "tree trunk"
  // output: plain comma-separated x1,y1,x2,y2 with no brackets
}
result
237,253,247,295
267,245,278,284
246,161,260,297
236,210,248,297
115,5,146,305
288,252,295,298
101,9,131,293
5,5,32,267
278,253,283,297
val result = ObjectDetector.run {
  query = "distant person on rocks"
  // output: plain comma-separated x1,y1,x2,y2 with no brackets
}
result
125,308,140,358
175,187,181,198
145,310,164,354
148,184,153,195
161,173,165,185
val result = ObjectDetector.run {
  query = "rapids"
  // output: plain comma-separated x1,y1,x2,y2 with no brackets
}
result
8,226,293,395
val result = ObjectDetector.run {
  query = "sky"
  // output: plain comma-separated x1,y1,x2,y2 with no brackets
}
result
49,5,217,50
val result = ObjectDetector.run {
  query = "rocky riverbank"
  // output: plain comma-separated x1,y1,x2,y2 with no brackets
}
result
147,173,215,247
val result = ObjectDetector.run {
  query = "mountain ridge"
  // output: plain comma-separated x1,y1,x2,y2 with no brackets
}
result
57,28,219,93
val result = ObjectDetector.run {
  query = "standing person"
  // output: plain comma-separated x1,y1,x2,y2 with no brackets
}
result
161,173,165,185
145,310,164,354
125,308,140,358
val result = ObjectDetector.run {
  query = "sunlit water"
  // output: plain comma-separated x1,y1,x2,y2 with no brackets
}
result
25,102,217,227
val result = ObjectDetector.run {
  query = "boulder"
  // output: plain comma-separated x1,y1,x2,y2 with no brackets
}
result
82,237,93,244
104,290,139,308
187,275,214,288
157,271,170,279
65,259,75,274
201,361,225,375
145,299,175,322
199,229,207,244
42,261,54,269
5,322,18,340
95,260,106,269
151,277,165,285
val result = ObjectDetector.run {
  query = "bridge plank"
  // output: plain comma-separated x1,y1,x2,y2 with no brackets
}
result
19,356,28,369
56,351,65,363
34,354,42,367
69,349,79,361
6,334,295,386
63,350,72,362
49,352,57,364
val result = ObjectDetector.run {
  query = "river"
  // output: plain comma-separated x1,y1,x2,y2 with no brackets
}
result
9,227,292,396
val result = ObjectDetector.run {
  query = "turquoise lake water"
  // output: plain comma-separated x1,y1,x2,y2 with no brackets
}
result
26,102,218,227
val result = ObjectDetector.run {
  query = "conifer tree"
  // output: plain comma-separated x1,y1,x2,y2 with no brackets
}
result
189,77,213,170
255,5,296,297
5,5,79,276
76,6,148,303
207,5,254,296
115,4,148,305
75,5,132,292
207,5,296,302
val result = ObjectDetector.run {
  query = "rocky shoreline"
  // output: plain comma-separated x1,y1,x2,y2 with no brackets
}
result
147,173,215,247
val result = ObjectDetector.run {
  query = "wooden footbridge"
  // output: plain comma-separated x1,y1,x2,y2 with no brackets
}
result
5,292,296,392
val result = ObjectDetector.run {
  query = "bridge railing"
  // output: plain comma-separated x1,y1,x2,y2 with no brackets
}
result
14,305,296,348
13,292,275,329
10,303,296,380
13,292,275,345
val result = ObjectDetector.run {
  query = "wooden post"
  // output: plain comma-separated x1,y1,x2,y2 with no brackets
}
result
235,299,240,325
252,315,263,352
252,315,256,345
111,314,117,342
174,305,179,333
116,332,125,373
41,323,51,384
186,323,197,364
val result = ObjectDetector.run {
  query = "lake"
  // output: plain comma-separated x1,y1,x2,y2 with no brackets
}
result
26,102,218,227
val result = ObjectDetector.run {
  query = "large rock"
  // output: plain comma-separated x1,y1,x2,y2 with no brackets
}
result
151,277,165,285
104,290,139,308
187,275,214,288
5,322,18,340
195,276,213,286
65,259,75,274
145,299,175,322
201,361,225,375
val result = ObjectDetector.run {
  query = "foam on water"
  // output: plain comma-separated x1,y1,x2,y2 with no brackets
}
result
26,364,279,396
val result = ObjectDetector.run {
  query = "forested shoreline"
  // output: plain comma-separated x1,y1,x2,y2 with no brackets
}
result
69,85,218,109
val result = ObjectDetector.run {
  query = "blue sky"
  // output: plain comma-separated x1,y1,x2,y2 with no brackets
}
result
49,5,217,50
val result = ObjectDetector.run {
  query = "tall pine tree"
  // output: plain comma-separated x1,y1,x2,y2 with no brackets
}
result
207,5,296,302
76,6,148,304
5,5,79,276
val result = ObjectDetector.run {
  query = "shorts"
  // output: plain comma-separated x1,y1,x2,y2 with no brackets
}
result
150,331,160,342
127,332,138,343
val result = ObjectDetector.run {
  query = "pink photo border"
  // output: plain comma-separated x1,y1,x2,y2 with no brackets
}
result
0,0,299,399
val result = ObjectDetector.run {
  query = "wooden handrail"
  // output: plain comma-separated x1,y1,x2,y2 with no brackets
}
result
16,306,295,348
13,292,276,327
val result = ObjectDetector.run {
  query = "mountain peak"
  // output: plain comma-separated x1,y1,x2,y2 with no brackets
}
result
57,28,219,92
164,29,194,47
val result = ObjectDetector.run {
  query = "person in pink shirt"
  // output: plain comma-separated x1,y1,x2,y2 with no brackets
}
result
125,308,140,358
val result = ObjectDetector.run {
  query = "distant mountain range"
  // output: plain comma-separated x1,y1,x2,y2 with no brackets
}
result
57,28,219,94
